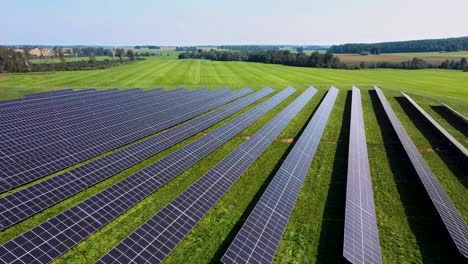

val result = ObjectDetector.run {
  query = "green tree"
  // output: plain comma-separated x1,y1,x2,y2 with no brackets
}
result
126,49,135,61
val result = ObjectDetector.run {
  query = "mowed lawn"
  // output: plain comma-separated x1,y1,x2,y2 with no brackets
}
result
0,57,467,264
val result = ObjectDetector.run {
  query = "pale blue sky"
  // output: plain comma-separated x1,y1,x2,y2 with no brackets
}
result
2,0,468,46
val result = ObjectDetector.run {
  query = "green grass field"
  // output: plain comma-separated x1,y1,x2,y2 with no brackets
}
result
0,56,467,263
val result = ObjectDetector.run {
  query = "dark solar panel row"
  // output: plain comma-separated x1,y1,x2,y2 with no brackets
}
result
0,89,216,166
401,92,467,158
0,88,152,127
375,86,468,258
0,87,269,229
343,87,382,264
0,88,108,115
441,102,468,124
0,88,88,108
0,87,294,263
97,86,316,264
24,89,75,99
0,89,249,192
221,86,336,264
0,88,193,149
0,89,169,140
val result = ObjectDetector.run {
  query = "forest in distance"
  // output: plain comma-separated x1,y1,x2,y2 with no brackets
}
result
179,49,468,71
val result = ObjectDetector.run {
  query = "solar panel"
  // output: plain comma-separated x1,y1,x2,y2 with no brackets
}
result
401,92,468,158
0,88,193,147
375,86,468,258
24,89,75,98
0,89,243,192
0,87,294,263
221,86,337,264
440,102,468,124
96,86,316,264
0,88,150,127
0,87,267,229
0,88,107,116
343,87,382,264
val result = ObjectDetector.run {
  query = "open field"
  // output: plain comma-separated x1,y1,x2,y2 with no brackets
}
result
1,56,468,103
0,57,467,263
337,51,468,65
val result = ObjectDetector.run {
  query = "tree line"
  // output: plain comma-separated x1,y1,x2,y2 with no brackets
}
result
134,45,160,49
179,49,344,68
0,46,146,73
329,36,468,54
358,57,468,71
178,49,468,71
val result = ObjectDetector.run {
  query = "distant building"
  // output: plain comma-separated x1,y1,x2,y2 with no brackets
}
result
359,51,371,56
29,48,49,57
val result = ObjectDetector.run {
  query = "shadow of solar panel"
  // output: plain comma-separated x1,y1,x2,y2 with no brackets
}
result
0,87,295,264
375,86,468,258
401,92,467,158
221,86,336,264
96,86,317,264
0,87,267,229
441,102,468,124
343,87,382,264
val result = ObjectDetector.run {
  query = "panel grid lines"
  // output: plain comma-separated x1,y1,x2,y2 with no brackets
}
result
343,86,382,264
96,86,316,264
221,86,337,264
401,92,468,158
375,86,468,258
0,87,295,264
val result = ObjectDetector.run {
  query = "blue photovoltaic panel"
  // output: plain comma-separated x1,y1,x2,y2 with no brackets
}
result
97,86,316,264
221,87,337,264
0,89,230,191
343,87,382,264
0,87,294,263
0,88,149,127
0,88,194,150
441,102,468,124
401,92,467,158
0,87,266,229
375,86,468,258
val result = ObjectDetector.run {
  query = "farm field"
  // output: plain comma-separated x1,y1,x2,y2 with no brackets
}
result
1,56,468,103
337,51,468,65
0,57,467,264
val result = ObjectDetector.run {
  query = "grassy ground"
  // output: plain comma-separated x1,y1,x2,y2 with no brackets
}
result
0,57,467,263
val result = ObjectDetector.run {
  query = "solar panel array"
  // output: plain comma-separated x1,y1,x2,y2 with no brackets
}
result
0,88,154,130
221,86,337,264
0,88,239,192
401,92,468,158
0,87,269,230
441,102,468,124
0,87,294,263
343,87,382,264
375,86,468,258
0,88,203,159
97,86,317,264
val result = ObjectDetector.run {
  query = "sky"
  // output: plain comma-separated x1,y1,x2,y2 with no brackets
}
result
2,0,468,46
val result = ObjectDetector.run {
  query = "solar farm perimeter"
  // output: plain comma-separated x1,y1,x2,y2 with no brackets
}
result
0,56,467,264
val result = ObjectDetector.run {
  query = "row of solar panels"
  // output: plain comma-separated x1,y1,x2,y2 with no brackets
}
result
0,87,466,263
